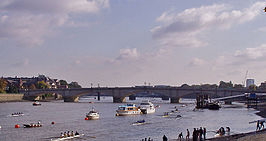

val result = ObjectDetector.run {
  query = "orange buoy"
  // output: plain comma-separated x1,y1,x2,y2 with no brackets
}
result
15,124,20,128
51,121,55,124
85,117,89,120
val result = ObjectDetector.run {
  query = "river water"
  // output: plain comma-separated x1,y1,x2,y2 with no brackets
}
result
0,97,262,141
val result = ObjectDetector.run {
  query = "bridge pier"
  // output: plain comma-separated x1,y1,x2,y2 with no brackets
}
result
97,92,100,101
23,95,41,101
170,97,180,103
113,96,126,103
224,101,232,105
64,96,79,102
161,96,169,100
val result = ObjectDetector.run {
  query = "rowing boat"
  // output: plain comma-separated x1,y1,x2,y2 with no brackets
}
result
51,134,84,141
11,113,24,117
249,118,266,124
23,123,42,128
132,120,146,125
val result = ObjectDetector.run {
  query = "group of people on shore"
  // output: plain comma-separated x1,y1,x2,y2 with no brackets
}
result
192,127,206,141
162,127,207,141
256,120,265,131
216,127,230,136
60,131,79,138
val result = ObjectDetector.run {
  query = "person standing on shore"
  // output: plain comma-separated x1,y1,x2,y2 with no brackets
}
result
178,132,183,141
199,127,203,141
186,129,190,141
192,128,197,141
257,120,260,131
203,127,206,140
260,121,264,130
163,135,168,141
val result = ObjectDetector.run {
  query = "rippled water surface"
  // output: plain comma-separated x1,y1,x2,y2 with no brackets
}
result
0,97,262,141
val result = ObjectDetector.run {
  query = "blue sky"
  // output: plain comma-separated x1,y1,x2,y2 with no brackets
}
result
0,0,265,87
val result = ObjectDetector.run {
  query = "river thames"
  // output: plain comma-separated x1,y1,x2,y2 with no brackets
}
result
0,97,262,141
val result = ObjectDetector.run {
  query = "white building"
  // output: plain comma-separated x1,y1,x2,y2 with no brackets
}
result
246,79,255,88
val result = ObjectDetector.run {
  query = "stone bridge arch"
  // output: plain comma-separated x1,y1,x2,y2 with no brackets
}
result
23,91,64,101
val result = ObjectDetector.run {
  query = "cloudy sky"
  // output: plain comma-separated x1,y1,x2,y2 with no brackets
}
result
0,0,266,87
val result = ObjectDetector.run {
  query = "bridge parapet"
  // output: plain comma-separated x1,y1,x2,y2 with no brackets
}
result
20,87,258,103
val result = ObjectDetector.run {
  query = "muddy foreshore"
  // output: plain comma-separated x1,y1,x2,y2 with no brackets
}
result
206,103,266,141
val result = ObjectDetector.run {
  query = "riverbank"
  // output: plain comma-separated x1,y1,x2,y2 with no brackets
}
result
255,102,266,118
205,103,266,141
0,94,24,102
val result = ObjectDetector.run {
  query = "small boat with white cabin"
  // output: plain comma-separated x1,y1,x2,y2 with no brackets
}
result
139,100,155,114
86,108,99,120
33,101,41,106
116,104,141,116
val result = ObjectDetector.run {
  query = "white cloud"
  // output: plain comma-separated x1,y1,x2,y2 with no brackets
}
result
189,58,206,66
211,44,266,75
258,26,266,32
110,48,139,63
152,2,264,48
0,0,109,47
11,58,29,67
234,44,266,60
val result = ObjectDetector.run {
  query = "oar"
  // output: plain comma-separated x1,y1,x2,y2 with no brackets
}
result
87,135,96,138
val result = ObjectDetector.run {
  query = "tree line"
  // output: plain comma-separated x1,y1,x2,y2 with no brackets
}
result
0,78,81,94
181,80,258,90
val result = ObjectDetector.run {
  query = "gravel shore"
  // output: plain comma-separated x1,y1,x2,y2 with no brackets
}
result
206,128,266,141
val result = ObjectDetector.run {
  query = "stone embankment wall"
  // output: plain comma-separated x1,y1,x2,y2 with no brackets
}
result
0,94,24,102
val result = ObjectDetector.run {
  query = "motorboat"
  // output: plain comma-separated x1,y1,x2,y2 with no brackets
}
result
33,101,41,106
86,108,99,120
139,100,155,114
116,104,141,116
132,119,146,125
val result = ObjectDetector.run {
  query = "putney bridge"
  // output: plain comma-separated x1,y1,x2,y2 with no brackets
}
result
21,86,265,103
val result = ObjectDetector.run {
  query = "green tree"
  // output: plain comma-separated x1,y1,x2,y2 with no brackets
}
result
7,84,18,93
219,81,233,88
0,78,7,93
68,82,82,88
180,84,190,88
29,83,36,90
234,84,244,89
248,84,257,90
59,80,68,86
200,84,218,89
36,81,49,89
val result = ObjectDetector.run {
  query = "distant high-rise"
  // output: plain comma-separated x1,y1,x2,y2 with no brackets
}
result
246,79,255,88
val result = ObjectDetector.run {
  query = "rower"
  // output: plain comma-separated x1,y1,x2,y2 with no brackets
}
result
67,131,70,137
64,132,67,137
75,131,79,135
71,131,74,136
60,132,64,138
